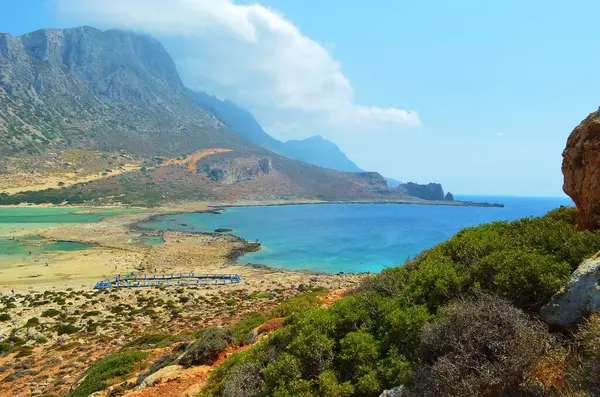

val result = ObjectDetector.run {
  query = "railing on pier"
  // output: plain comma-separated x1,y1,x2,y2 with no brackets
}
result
93,272,241,289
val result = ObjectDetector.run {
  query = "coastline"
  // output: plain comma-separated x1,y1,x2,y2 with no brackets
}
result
0,197,507,292
0,203,366,293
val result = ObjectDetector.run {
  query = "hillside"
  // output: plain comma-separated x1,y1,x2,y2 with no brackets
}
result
0,26,414,204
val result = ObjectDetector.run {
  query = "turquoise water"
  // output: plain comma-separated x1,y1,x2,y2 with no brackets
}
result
140,196,573,273
0,207,142,236
0,237,94,259
0,207,141,259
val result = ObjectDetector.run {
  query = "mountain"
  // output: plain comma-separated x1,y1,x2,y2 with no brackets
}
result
186,90,362,172
0,26,417,205
184,89,283,152
281,135,362,172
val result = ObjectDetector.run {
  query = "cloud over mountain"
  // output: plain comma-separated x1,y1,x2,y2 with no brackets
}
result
51,0,421,139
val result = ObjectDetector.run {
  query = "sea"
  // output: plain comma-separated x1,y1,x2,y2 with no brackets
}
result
0,207,142,262
140,195,573,274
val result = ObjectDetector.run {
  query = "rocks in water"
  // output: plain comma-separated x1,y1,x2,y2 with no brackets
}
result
541,254,600,326
445,192,454,201
215,228,233,233
562,110,600,230
400,182,445,201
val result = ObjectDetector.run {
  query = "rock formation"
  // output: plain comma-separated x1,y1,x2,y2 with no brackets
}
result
207,157,272,184
541,253,600,326
445,192,454,201
400,182,445,201
562,110,600,230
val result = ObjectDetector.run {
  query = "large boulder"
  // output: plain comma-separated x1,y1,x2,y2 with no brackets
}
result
379,386,407,396
541,253,600,326
562,110,600,230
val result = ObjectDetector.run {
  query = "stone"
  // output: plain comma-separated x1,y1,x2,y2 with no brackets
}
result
562,110,600,230
137,365,183,390
379,385,407,397
57,335,70,344
541,253,600,325
445,192,454,201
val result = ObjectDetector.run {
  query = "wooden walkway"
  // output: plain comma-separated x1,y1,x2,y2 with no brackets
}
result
93,273,241,289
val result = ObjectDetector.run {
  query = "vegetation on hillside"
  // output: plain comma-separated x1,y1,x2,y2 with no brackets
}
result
197,206,600,396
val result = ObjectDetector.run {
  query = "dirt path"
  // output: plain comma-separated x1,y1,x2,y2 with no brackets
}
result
166,148,232,172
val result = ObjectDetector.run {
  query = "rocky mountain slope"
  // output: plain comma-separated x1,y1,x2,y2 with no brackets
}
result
0,26,415,203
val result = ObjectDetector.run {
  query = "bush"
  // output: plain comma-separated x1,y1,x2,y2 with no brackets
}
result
271,291,325,317
410,294,551,397
472,249,572,310
41,308,61,318
55,323,79,335
545,205,579,227
0,313,11,321
201,209,600,396
179,328,232,367
230,313,269,346
66,350,148,397
565,313,600,394
221,362,263,397
26,317,40,327
125,334,173,348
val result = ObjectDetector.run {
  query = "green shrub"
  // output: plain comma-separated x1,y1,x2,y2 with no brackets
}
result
271,291,325,317
66,350,148,397
41,308,61,318
179,328,232,367
55,323,79,335
545,205,579,227
26,317,40,327
230,312,268,346
0,313,11,321
125,334,174,348
202,209,600,396
0,342,12,354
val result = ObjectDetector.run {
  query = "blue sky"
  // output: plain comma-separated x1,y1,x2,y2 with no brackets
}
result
2,0,598,196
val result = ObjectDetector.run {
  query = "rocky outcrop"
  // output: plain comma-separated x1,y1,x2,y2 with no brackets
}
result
137,365,183,389
208,157,272,184
379,386,408,397
541,253,600,326
562,110,600,230
445,192,454,201
357,172,389,190
400,182,445,201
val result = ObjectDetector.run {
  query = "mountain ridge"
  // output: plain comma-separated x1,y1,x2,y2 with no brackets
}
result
186,89,363,172
0,26,421,204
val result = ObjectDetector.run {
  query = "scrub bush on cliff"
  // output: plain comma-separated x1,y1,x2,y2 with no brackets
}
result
409,294,551,397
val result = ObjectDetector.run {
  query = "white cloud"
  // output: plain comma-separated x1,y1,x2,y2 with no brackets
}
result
51,0,421,139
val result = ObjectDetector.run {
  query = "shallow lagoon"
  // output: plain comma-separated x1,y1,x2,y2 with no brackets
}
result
0,207,143,260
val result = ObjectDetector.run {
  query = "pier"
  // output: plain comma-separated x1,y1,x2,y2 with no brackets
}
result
93,272,242,289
